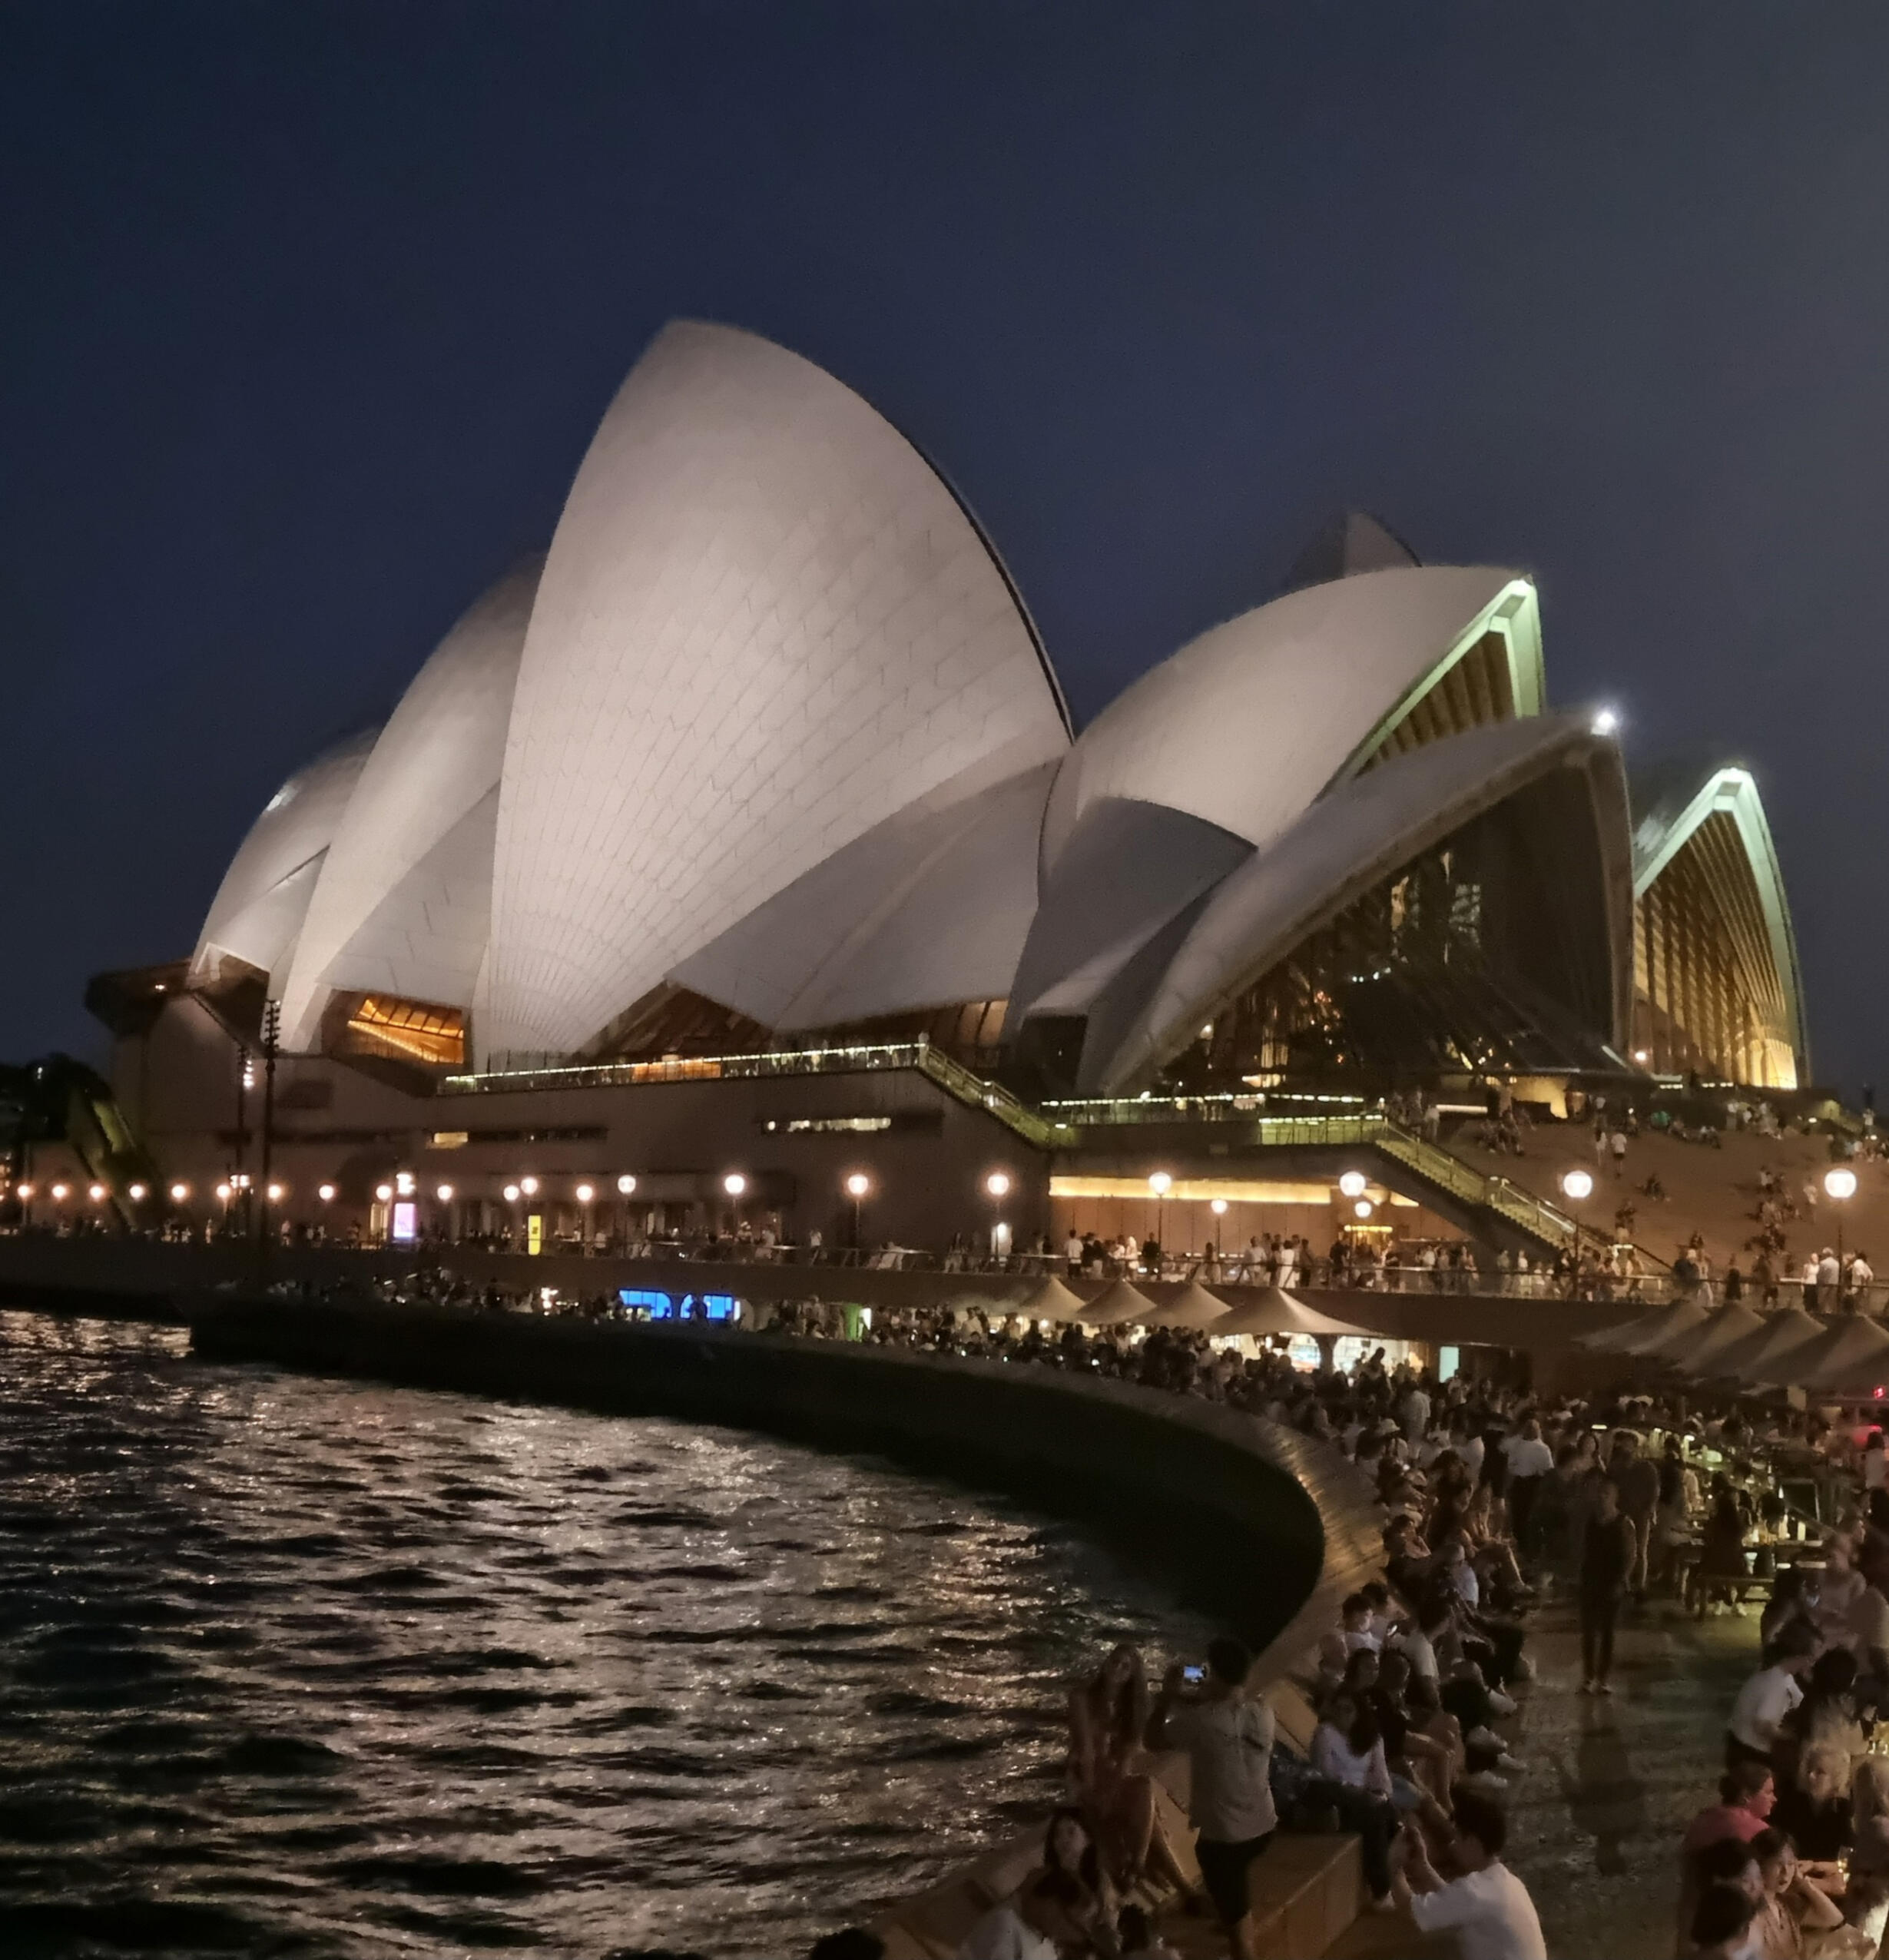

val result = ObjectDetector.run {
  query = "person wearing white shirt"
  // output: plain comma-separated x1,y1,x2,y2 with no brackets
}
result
1726,1637,1815,1765
1399,1384,1432,1441
1391,1791,1546,1958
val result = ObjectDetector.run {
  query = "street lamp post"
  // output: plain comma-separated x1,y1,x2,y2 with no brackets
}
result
575,1183,595,1252
1560,1167,1595,1282
257,1001,280,1257
436,1184,456,1245
845,1171,870,1251
617,1172,637,1251
985,1170,1011,1263
1148,1171,1172,1269
1826,1166,1858,1303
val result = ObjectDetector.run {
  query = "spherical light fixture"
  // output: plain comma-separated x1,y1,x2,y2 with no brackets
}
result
845,1172,870,1199
1210,1197,1229,1216
1592,708,1620,737
88,1183,106,1202
16,1182,33,1201
519,1176,539,1198
316,1183,336,1202
214,1182,230,1202
1354,1199,1374,1220
1148,1171,1173,1197
616,1174,637,1196
575,1183,595,1205
1561,1169,1594,1202
723,1172,747,1198
502,1183,522,1203
128,1182,147,1202
374,1183,393,1203
985,1171,1011,1199
1337,1170,1368,1199
436,1183,454,1204
168,1182,188,1203
266,1182,284,1203
1827,1167,1859,1202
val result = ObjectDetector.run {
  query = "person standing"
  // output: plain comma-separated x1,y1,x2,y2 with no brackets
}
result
1502,1419,1553,1554
1148,1640,1277,1960
1399,1376,1432,1445
1578,1476,1635,1693
1611,1433,1662,1600
1390,1789,1546,1957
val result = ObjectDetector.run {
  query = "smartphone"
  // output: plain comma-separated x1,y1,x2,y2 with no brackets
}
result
1181,1664,1205,1683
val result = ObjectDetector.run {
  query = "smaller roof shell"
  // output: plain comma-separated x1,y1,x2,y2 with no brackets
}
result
191,727,379,987
1082,715,1634,1096
1040,565,1543,876
1631,759,1809,1078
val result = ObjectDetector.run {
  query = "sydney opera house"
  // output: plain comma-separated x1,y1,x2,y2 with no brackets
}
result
87,322,1811,1254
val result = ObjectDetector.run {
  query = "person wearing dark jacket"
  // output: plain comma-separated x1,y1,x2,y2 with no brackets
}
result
1579,1476,1636,1694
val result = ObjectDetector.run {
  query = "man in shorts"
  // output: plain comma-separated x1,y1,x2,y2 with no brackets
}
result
1148,1637,1276,1960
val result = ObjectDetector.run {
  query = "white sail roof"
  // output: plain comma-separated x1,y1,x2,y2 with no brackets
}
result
190,727,379,988
479,321,1069,1063
277,560,539,1044
1039,565,1542,875
1082,715,1633,1094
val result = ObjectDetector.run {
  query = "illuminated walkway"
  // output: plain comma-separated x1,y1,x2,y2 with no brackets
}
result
1329,1595,1755,1958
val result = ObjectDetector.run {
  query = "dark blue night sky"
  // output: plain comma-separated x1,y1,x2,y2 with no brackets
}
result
6,5,1888,1087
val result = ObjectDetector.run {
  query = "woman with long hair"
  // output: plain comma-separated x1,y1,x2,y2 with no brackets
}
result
1065,1646,1193,1905
1018,1807,1118,1958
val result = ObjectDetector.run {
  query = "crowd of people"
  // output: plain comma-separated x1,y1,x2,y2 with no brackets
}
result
771,1315,1889,1958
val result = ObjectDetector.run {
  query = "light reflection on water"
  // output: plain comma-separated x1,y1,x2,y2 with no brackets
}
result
0,1310,1210,1958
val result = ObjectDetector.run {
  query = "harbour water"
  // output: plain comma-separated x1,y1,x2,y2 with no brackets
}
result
0,1310,1209,1958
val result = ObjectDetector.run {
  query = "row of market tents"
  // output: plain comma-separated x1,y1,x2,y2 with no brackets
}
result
961,1275,1374,1342
1579,1298,1889,1396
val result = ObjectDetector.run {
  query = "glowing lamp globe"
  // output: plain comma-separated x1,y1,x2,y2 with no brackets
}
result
316,1183,336,1202
1337,1171,1368,1199
985,1171,1011,1199
723,1172,747,1198
845,1172,870,1199
1562,1169,1594,1202
1827,1168,1859,1202
502,1184,521,1203
374,1183,393,1202
1148,1171,1173,1197
616,1174,637,1196
436,1184,454,1203
1211,1197,1229,1216
575,1183,595,1205
1354,1199,1374,1219
168,1182,188,1202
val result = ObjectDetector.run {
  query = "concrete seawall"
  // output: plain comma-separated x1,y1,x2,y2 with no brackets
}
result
190,1297,1382,1676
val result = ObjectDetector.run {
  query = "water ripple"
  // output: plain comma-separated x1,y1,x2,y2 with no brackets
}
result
0,1309,1208,1957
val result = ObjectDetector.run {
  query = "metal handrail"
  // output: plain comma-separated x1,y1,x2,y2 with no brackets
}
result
442,1040,1072,1150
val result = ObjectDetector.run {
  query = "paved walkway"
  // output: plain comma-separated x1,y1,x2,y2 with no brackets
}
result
1330,1591,1757,1958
